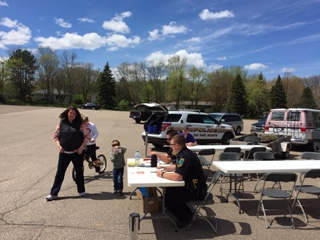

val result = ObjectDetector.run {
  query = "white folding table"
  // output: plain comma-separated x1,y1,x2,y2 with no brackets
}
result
127,164,184,224
127,166,184,188
212,160,320,213
212,160,320,174
188,144,271,152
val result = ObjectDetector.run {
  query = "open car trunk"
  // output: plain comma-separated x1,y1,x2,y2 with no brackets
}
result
144,112,168,134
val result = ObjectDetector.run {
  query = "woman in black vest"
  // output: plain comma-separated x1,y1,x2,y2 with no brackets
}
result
46,106,88,201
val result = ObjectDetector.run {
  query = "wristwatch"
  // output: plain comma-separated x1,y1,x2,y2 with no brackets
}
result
161,171,165,178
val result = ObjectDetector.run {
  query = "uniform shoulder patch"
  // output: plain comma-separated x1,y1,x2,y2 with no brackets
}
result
176,158,184,167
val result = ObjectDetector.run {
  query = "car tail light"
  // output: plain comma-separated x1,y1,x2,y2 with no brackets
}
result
300,127,306,132
264,125,269,130
161,122,171,131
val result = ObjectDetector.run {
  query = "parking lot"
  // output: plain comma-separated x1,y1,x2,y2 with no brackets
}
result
0,105,319,240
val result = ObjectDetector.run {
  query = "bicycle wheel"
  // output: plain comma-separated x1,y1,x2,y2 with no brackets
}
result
72,165,84,182
97,154,107,173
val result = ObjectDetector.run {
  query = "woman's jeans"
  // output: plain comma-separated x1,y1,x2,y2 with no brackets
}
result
112,167,124,191
50,152,85,195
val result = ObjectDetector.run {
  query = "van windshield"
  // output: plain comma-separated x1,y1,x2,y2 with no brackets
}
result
271,111,285,121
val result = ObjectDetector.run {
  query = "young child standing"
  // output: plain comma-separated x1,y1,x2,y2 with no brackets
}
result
110,139,127,195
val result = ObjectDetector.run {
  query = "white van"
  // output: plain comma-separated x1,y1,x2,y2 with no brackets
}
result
264,108,320,149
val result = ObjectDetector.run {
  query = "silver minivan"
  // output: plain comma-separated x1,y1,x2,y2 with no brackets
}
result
209,113,243,135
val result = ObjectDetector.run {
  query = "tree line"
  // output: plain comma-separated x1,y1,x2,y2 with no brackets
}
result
0,48,319,118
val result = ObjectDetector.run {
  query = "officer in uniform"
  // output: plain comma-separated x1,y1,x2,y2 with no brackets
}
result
156,134,207,228
149,129,178,164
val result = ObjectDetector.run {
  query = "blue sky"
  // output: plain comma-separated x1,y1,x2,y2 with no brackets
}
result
0,0,320,79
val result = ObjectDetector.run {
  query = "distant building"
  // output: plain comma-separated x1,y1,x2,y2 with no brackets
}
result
31,89,71,103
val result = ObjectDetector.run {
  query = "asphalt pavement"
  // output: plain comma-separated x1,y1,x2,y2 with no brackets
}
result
0,105,319,240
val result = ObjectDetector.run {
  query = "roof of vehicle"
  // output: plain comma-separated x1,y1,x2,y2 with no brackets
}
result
270,108,320,112
133,102,167,111
287,108,320,112
168,110,207,115
209,112,241,116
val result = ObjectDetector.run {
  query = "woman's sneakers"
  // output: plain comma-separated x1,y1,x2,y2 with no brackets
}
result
46,194,58,201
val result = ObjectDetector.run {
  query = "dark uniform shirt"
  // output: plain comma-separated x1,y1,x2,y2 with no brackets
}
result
174,147,207,199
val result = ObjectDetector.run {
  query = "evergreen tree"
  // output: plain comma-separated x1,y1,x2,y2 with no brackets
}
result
227,74,247,116
270,75,287,108
97,62,115,109
300,86,317,109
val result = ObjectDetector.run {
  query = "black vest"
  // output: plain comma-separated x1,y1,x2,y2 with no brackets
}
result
58,119,84,151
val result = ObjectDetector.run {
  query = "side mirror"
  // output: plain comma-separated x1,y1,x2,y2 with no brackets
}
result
181,120,184,123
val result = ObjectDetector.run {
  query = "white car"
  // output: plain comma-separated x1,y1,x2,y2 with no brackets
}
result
142,110,235,148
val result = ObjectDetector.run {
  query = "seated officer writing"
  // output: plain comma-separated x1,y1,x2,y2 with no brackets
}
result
156,134,207,228
148,129,178,164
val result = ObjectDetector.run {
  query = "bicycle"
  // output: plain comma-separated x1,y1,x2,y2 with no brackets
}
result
72,146,107,182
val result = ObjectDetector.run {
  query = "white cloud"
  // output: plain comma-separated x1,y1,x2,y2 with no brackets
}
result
244,63,268,70
146,49,205,68
34,32,140,51
0,17,31,49
102,11,132,33
162,21,187,35
209,64,223,71
35,32,105,50
199,9,234,20
281,67,295,73
186,37,201,42
148,22,187,41
0,17,17,28
217,56,227,61
55,18,72,28
0,55,8,61
148,29,160,41
26,48,39,55
0,1,8,7
78,17,94,23
105,33,140,51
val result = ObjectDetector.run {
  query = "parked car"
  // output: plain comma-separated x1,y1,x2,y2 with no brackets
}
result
80,102,100,110
264,108,320,150
209,113,243,135
142,110,235,148
129,103,167,123
250,116,267,133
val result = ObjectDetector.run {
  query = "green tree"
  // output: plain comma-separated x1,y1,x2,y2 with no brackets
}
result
115,77,132,104
299,86,317,109
6,49,37,102
97,62,115,109
227,74,247,115
188,66,207,107
206,66,246,112
38,48,59,103
167,56,186,109
270,75,287,108
246,73,269,117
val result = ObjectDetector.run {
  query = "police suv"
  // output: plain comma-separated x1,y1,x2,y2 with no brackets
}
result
142,110,235,148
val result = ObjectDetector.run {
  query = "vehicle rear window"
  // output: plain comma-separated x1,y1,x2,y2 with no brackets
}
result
202,115,215,124
164,114,182,122
311,112,320,128
286,111,300,121
210,114,222,121
271,111,285,121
